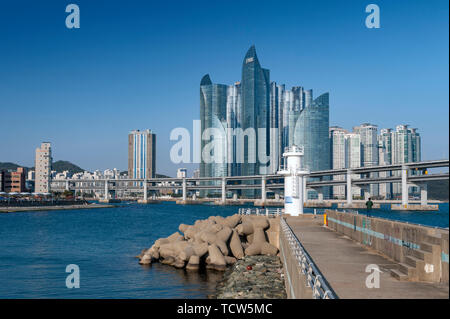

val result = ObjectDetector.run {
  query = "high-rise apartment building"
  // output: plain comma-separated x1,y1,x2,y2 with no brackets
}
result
353,123,379,197
35,142,52,193
391,125,421,196
378,128,393,199
330,127,348,198
128,129,156,179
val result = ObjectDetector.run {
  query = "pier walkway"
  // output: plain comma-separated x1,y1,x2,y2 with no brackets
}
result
284,215,449,299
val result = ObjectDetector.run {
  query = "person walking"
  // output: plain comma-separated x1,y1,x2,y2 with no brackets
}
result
365,197,374,217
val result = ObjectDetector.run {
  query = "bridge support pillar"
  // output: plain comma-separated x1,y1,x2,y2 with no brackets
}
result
143,180,148,201
221,178,226,204
346,169,353,205
401,165,409,207
261,176,266,203
420,183,428,206
104,181,109,200
182,178,187,201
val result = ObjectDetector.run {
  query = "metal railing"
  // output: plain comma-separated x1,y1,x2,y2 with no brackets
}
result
280,217,338,299
238,207,282,217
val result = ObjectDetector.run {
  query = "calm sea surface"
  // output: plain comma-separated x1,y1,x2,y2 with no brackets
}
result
0,201,448,298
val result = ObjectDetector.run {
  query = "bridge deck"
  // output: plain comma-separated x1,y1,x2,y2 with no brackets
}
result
285,216,449,299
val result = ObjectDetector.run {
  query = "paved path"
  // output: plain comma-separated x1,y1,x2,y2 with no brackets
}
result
285,216,449,299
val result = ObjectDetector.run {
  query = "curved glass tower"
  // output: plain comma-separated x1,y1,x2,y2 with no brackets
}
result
293,92,331,198
240,45,270,197
200,74,228,196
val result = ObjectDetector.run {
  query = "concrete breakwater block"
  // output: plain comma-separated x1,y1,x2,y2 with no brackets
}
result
137,214,280,272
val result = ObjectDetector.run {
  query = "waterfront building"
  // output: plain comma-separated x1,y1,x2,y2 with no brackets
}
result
378,128,393,199
240,45,270,180
226,82,241,177
1,167,27,193
193,169,200,179
292,93,331,198
330,127,348,198
27,170,35,181
177,168,187,179
353,123,379,197
345,132,362,197
35,142,52,193
199,46,331,199
391,125,421,196
199,74,228,196
128,129,156,179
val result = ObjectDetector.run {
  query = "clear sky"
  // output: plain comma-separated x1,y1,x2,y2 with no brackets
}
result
0,0,448,177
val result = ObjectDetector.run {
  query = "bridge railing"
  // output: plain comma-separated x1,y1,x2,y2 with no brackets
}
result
280,217,338,299
238,207,282,217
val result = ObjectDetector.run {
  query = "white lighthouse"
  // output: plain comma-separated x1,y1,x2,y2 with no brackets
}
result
277,145,310,216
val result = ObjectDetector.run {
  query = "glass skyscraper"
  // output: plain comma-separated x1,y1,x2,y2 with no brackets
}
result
292,93,331,198
200,74,228,195
200,46,332,198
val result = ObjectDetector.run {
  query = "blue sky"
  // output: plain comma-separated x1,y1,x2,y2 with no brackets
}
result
0,0,448,176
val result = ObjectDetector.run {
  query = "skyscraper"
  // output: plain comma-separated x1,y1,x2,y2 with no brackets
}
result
391,125,421,196
353,123,379,197
378,128,393,199
345,132,362,197
240,45,270,178
199,46,332,199
330,126,348,198
35,142,52,193
200,75,228,179
128,129,156,179
292,93,331,199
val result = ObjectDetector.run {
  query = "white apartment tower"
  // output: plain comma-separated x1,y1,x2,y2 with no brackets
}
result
35,142,52,193
330,127,348,198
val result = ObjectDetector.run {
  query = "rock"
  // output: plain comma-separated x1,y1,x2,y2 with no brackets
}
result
225,256,237,265
229,230,244,259
206,244,227,271
186,255,200,270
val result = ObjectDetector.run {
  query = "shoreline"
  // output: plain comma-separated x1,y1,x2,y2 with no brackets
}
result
0,203,115,213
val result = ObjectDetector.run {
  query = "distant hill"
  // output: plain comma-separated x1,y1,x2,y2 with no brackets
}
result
428,179,449,201
51,161,85,174
0,162,21,171
0,160,85,174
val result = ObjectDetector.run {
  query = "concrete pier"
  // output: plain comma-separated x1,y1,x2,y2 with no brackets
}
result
282,214,448,298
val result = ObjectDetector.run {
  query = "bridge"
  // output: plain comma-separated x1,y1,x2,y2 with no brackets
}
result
50,159,448,208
